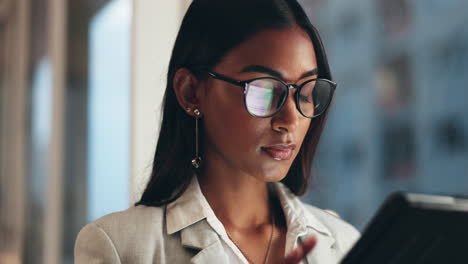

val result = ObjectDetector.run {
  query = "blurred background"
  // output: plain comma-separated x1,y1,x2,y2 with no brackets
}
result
0,0,467,263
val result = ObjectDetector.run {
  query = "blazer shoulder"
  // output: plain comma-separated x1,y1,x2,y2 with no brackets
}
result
92,205,165,231
75,205,166,262
302,203,360,250
75,222,122,264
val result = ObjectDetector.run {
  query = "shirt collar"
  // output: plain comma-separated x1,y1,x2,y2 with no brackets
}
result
166,176,333,239
272,182,332,237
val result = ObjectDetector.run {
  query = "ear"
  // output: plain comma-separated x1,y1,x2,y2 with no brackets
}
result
173,68,201,116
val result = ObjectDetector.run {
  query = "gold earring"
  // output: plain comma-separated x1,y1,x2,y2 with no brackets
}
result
186,107,192,113
192,109,202,168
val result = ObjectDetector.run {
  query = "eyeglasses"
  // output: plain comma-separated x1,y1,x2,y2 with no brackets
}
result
207,71,337,118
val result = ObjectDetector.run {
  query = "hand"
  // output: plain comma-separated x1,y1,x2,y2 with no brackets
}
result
283,236,317,264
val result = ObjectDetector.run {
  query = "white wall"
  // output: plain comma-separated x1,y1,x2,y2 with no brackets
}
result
130,1,191,203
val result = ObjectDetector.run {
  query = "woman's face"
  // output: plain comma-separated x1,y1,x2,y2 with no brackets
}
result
199,25,318,182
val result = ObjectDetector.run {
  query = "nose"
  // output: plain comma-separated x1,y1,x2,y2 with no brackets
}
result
271,90,300,133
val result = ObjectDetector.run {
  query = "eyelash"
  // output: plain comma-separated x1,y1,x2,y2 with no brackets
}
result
298,94,312,103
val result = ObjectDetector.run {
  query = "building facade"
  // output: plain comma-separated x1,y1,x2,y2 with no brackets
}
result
300,0,468,229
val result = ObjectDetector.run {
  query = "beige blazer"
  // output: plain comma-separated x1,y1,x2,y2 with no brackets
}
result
75,177,360,264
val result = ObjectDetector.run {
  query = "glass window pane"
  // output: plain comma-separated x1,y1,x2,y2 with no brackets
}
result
88,0,131,222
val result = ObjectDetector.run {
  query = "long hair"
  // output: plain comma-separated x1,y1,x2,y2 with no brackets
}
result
136,0,333,206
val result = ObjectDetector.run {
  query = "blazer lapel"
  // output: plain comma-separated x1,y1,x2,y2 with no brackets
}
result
190,241,227,264
165,177,230,263
180,220,229,263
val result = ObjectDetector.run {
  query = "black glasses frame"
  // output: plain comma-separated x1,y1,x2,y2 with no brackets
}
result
207,71,337,119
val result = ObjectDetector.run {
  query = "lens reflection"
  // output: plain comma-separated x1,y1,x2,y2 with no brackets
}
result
246,79,283,116
245,78,333,118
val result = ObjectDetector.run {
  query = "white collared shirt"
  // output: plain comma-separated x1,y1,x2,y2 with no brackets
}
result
75,176,360,264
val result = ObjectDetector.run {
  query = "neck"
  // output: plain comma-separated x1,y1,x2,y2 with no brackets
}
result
198,152,273,230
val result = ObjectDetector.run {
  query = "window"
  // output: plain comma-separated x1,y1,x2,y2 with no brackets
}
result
87,0,131,222
375,56,413,114
379,0,411,37
381,121,416,179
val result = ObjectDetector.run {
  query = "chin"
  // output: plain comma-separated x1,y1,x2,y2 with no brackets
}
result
242,156,294,183
252,168,289,183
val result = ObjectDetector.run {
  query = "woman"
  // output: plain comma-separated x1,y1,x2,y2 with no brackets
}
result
75,0,360,263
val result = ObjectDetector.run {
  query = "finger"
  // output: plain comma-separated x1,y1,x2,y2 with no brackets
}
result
284,237,317,264
284,236,317,264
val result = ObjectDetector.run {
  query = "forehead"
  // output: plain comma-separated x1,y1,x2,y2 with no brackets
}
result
215,26,318,81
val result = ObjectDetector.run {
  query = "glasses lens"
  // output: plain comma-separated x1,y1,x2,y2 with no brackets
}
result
298,80,333,117
245,79,285,117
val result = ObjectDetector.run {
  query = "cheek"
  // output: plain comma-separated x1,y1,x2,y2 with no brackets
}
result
207,112,265,147
296,119,312,145
202,88,266,154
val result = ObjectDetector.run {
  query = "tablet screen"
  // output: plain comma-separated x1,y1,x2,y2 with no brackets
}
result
341,192,468,264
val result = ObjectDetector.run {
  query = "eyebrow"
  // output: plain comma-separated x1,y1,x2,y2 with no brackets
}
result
239,65,318,80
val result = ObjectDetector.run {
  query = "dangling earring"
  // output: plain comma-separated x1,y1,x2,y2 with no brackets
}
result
191,109,202,168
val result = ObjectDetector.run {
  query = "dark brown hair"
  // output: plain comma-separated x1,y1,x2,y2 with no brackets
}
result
136,0,333,206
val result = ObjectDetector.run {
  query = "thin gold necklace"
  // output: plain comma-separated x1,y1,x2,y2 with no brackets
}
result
225,207,276,264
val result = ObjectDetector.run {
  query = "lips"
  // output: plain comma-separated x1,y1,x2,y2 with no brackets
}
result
261,144,296,161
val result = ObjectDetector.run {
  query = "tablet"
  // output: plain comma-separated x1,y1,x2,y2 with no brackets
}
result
341,192,468,264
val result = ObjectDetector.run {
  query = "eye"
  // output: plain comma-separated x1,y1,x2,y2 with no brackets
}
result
299,94,312,103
